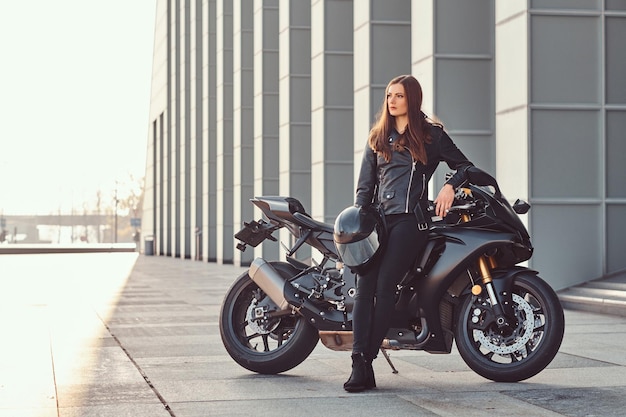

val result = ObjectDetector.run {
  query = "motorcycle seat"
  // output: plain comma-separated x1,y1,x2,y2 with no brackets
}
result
293,212,334,234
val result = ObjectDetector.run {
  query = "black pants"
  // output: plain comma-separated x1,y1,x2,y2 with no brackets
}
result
351,213,428,359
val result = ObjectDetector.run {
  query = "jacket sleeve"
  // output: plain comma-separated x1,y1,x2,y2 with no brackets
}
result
438,128,474,188
355,145,378,207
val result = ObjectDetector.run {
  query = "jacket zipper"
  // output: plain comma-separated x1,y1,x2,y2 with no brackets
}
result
405,160,417,213
419,173,426,200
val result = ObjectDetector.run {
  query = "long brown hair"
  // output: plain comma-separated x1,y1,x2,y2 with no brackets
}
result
368,75,432,164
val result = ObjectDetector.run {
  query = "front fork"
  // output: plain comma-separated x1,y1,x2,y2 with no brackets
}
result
462,213,510,328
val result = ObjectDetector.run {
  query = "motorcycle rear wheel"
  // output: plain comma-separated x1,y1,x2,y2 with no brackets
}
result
219,264,319,374
454,272,564,382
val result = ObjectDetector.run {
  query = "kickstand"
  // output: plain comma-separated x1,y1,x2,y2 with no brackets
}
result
380,348,398,374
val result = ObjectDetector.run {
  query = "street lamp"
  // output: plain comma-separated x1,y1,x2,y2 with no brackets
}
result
114,182,118,243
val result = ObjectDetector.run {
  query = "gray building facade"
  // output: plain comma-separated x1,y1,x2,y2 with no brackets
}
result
143,0,626,291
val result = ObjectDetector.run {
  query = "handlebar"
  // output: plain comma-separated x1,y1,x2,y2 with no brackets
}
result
446,202,476,213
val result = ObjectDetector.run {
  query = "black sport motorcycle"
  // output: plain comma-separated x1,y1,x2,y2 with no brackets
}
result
219,167,564,382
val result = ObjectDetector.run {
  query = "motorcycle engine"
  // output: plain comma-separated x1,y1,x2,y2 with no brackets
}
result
291,267,356,313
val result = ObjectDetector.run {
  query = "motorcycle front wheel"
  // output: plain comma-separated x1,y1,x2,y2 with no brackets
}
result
219,264,319,374
454,272,565,382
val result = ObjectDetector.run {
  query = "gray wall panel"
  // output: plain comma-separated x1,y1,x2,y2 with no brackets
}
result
288,29,311,74
607,0,626,10
606,110,626,199
369,86,385,121
606,16,626,104
289,77,311,123
531,110,600,199
325,55,354,107
435,59,493,132
531,15,600,104
325,1,353,52
435,0,493,54
531,204,602,288
288,124,311,167
607,204,626,273
371,0,410,21
324,108,354,161
324,161,354,216
442,134,493,178
370,23,412,84
530,0,600,10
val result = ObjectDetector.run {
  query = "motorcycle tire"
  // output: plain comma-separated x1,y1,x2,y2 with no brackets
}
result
454,272,565,382
219,263,319,374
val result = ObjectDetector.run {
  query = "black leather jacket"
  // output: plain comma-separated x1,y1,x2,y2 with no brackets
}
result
355,124,473,216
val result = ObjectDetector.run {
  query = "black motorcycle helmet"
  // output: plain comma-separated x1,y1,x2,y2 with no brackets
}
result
333,205,384,273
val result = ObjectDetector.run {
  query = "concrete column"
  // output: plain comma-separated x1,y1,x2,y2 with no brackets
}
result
216,0,234,263
167,0,179,257
179,0,191,259
146,118,157,253
202,0,217,262
311,0,353,225
175,0,184,257
232,0,255,266
411,1,434,113
146,119,155,251
189,0,203,260
156,114,164,255
495,2,529,204
278,0,311,261
253,0,280,259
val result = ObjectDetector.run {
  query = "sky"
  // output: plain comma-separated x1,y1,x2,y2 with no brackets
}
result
0,1,156,215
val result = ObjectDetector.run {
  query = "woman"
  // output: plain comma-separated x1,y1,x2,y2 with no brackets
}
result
344,74,474,392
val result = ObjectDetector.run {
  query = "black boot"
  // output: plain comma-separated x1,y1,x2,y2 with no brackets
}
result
343,353,369,392
365,357,376,389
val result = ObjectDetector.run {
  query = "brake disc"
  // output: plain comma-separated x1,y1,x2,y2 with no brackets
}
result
246,301,280,335
473,293,536,354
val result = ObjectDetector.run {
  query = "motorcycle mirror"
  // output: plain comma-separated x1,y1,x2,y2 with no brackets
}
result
513,199,531,214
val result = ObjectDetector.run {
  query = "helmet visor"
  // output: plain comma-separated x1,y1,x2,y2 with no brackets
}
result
336,230,379,268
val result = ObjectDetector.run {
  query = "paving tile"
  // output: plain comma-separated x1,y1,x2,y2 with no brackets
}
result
506,387,626,417
2,253,626,416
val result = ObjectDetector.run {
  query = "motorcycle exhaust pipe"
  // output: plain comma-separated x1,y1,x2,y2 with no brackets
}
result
248,258,347,326
248,258,291,311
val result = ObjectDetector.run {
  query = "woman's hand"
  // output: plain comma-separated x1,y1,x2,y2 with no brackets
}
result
434,183,455,217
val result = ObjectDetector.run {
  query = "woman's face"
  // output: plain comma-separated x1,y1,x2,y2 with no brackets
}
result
387,83,407,118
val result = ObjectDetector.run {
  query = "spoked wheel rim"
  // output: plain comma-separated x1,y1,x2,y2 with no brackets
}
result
455,273,564,382
232,284,300,355
220,266,320,374
469,291,545,363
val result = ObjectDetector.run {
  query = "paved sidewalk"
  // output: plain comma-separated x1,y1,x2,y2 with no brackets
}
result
1,252,625,416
